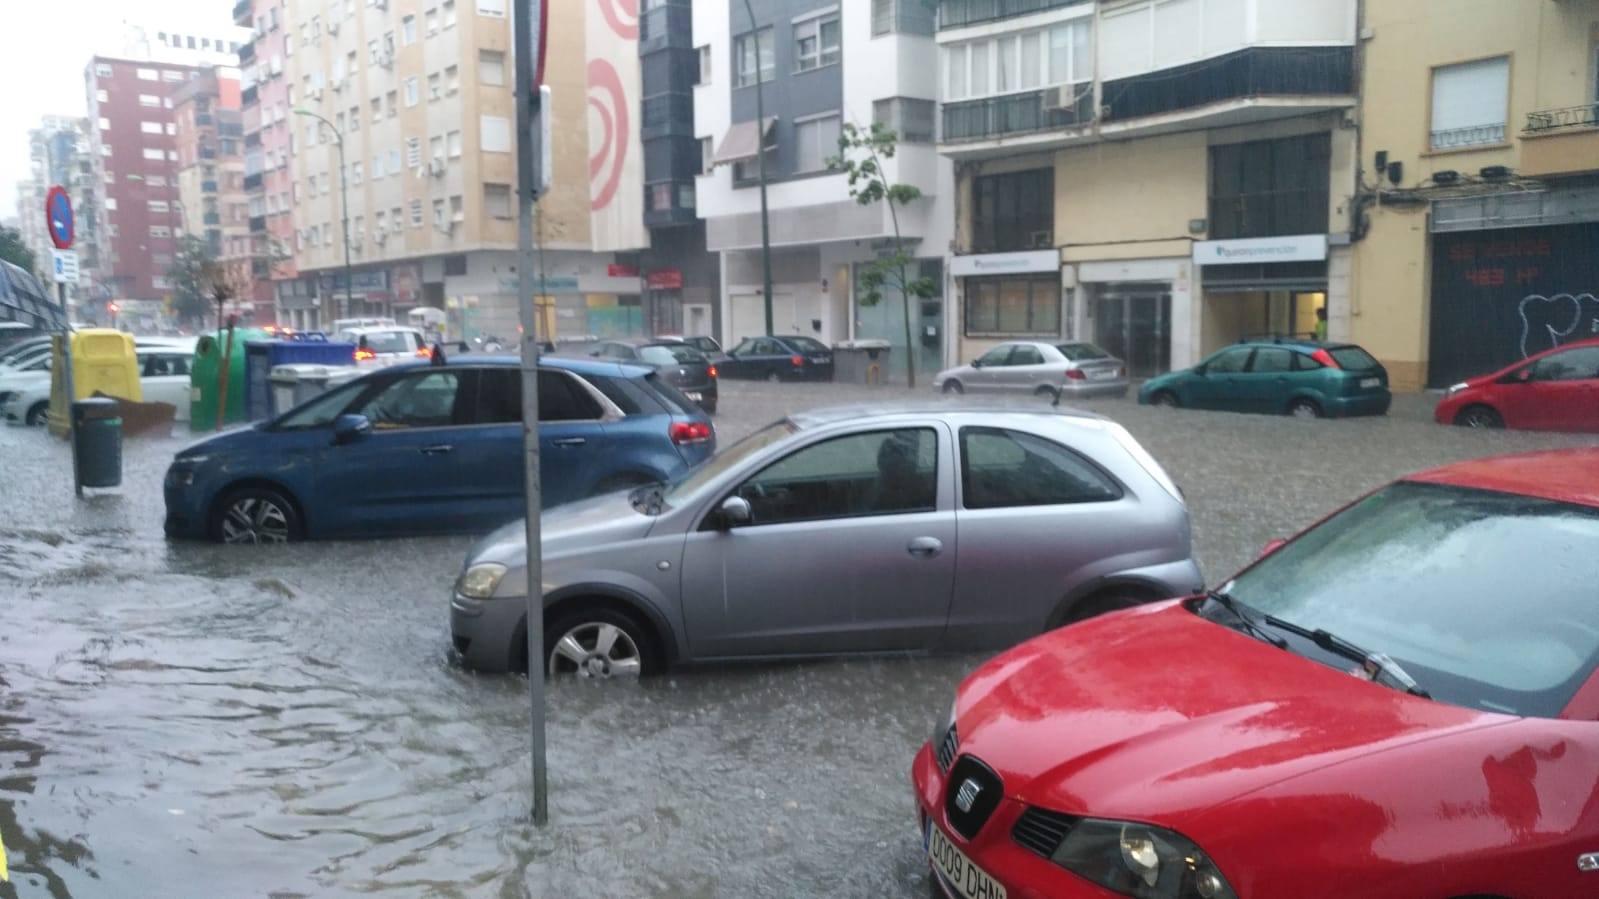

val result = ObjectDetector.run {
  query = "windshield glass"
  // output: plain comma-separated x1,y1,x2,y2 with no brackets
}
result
663,419,798,503
786,336,829,353
275,380,366,429
1225,482,1599,717
1056,343,1110,361
354,331,414,353
1329,346,1379,370
640,344,705,365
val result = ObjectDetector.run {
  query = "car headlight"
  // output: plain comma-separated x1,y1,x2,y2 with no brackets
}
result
456,562,508,599
1050,818,1237,899
1445,381,1469,397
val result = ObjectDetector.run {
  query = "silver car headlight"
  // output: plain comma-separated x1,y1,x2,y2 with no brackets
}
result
1050,818,1237,899
457,562,508,599
1445,381,1469,397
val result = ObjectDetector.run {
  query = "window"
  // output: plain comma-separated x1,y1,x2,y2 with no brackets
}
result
446,129,462,157
357,371,462,429
477,0,504,16
960,427,1120,510
443,0,456,27
538,371,601,421
481,115,511,152
696,45,711,85
734,28,774,88
143,148,166,161
963,274,1060,337
137,68,159,81
871,0,893,35
388,148,401,172
736,429,937,525
946,45,968,100
351,161,363,184
971,169,1053,253
450,195,463,221
139,121,161,134
794,114,841,173
141,353,191,377
1204,348,1253,374
872,98,935,144
96,63,114,77
484,183,512,218
649,182,673,211
1009,345,1045,366
871,0,934,36
406,137,422,168
147,200,169,213
974,345,1014,367
1250,348,1294,374
479,49,505,86
97,90,109,103
404,76,420,106
1431,57,1510,150
1049,21,1092,84
369,39,380,64
445,65,458,93
410,200,423,226
150,225,172,238
433,199,446,227
430,134,445,160
700,136,714,174
794,13,840,72
1208,133,1331,240
372,152,385,178
402,15,417,44
350,105,361,132
139,94,161,108
371,96,382,119
1530,346,1599,382
387,90,398,117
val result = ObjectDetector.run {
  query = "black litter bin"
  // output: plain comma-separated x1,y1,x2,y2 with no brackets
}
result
73,397,123,489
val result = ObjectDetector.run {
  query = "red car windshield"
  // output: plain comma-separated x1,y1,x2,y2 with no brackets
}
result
1222,482,1599,718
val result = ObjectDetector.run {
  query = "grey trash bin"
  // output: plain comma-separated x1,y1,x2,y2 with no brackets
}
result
832,339,893,385
72,397,122,488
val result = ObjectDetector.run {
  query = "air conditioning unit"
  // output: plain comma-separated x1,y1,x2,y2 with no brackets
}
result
1043,84,1087,116
1029,230,1054,249
428,158,445,177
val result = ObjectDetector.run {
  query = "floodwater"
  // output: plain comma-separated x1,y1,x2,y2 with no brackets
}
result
1,383,1591,897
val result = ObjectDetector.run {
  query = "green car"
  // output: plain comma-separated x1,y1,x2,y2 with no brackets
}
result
1138,339,1391,418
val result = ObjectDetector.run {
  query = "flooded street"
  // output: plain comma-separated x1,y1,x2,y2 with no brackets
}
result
1,384,1592,897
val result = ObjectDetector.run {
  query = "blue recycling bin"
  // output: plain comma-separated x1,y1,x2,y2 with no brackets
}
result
244,340,358,419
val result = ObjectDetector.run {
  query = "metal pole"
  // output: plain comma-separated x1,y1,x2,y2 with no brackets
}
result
294,109,353,322
59,280,79,496
741,0,774,335
513,0,548,828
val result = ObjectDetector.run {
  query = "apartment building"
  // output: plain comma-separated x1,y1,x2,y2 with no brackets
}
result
171,68,262,323
238,0,302,327
1352,0,1599,390
694,0,955,378
280,0,640,340
16,117,102,317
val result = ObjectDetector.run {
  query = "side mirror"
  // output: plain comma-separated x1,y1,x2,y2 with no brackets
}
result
719,495,752,529
1194,365,1208,376
1258,537,1287,559
1514,368,1534,383
332,413,372,445
971,359,985,369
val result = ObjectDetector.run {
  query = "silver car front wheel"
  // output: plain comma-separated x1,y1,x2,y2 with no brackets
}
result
547,620,645,679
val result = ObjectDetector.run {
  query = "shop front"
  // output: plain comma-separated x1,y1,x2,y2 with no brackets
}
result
1071,257,1194,378
952,250,1062,363
1193,234,1332,356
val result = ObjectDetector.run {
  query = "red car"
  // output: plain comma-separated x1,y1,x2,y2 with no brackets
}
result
914,449,1599,899
1435,338,1599,432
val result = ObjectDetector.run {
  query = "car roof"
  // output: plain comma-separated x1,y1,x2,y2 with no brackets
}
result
340,325,421,334
377,354,650,379
788,401,1107,430
1405,449,1599,509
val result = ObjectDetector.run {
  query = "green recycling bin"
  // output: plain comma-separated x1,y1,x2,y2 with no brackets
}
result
190,328,268,430
72,397,122,488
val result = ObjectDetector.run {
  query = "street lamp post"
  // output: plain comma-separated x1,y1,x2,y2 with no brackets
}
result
294,108,354,322
739,0,775,335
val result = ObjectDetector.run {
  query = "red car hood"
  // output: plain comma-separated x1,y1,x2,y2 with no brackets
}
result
957,601,1511,822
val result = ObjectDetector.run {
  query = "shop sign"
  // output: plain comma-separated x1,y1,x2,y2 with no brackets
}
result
646,268,683,290
949,250,1059,277
1192,234,1328,266
608,263,640,278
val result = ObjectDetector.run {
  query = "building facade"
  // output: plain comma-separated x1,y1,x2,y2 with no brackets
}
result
171,68,263,323
694,0,955,379
1352,0,1599,390
238,0,302,328
937,0,1359,377
16,117,102,318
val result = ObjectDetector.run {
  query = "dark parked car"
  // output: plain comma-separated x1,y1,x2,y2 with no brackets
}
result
1139,338,1390,418
720,335,834,382
163,355,715,543
580,338,718,414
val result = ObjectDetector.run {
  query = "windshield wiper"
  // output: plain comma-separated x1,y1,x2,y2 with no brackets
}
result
1204,590,1287,649
1260,615,1431,699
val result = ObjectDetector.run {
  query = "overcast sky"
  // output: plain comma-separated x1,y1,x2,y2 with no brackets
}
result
1,0,237,223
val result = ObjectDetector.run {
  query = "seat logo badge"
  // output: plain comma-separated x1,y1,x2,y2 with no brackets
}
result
1579,853,1599,872
955,779,983,814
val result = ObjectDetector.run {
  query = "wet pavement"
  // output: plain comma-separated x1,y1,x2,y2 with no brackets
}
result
1,383,1593,897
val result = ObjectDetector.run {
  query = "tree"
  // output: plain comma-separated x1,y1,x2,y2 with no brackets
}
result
0,225,35,274
167,236,240,328
829,122,936,388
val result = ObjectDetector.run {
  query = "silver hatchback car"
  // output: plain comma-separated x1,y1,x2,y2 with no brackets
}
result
449,405,1201,675
934,341,1129,400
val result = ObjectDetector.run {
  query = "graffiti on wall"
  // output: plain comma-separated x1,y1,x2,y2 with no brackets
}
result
1518,293,1599,358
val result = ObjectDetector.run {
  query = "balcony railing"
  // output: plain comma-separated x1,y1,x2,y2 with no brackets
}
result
638,2,691,53
1102,46,1353,123
248,215,267,233
233,0,252,26
941,85,1094,142
201,180,219,193
939,0,1082,30
642,92,696,137
241,85,258,107
237,42,256,63
243,172,262,191
1525,104,1599,134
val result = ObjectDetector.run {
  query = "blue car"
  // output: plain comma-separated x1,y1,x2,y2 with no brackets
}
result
163,356,715,543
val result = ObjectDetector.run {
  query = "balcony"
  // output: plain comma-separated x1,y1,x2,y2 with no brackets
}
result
1101,46,1354,129
939,0,1082,30
940,86,1094,158
1520,104,1599,178
233,0,252,27
241,85,258,107
203,213,222,226
237,41,256,64
243,172,262,191
638,1,691,55
201,180,219,194
642,92,696,140
249,215,267,233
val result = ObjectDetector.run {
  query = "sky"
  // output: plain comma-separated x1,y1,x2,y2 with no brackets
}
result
0,0,237,223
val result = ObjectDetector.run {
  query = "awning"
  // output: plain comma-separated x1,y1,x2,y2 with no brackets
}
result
712,117,777,166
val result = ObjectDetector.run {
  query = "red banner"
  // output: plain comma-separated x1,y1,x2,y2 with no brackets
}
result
646,268,683,290
607,263,639,278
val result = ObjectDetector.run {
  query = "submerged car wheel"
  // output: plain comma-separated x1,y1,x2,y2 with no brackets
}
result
1151,391,1180,408
212,487,301,544
1288,398,1323,419
941,380,964,395
765,371,782,384
546,607,658,679
1034,384,1060,402
1456,405,1503,429
25,402,48,426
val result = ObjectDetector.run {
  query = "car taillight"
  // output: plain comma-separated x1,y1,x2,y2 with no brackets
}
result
1119,366,1126,377
790,355,806,367
708,365,718,379
354,348,376,361
416,346,432,359
670,421,712,445
1312,349,1339,369
1065,369,1086,381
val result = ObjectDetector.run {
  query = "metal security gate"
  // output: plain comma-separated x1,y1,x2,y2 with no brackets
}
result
1091,286,1171,378
1427,223,1599,388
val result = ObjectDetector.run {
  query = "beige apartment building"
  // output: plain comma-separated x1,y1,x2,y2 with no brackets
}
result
1352,0,1599,390
171,68,258,321
283,0,639,339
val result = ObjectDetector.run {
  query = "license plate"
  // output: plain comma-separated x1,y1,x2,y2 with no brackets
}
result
1360,377,1380,388
1087,368,1115,381
926,822,1006,899
685,391,703,402
810,355,831,364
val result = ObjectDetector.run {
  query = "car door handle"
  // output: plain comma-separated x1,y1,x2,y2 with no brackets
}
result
419,444,453,455
907,537,943,558
552,437,586,447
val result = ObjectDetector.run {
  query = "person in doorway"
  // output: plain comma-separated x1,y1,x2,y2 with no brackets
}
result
1314,307,1328,342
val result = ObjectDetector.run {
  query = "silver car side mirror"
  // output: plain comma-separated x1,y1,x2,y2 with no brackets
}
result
719,495,752,529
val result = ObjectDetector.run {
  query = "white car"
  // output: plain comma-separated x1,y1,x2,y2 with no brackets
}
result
2,339,199,426
337,325,429,366
0,355,53,425
331,316,397,332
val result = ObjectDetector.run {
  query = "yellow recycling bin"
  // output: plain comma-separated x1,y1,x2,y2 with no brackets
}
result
47,329,141,438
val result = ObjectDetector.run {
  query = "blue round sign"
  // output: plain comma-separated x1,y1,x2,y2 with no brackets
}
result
46,186,74,250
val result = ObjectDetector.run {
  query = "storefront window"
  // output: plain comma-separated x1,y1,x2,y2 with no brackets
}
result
965,274,1059,337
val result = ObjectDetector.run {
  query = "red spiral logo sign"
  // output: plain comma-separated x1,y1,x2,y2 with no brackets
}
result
586,59,628,212
596,0,638,39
